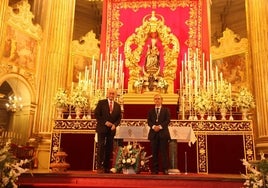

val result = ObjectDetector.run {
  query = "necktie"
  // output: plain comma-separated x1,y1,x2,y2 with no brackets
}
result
109,101,113,113
156,108,160,122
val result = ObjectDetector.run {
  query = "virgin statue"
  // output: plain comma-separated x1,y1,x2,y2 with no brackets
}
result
144,38,160,75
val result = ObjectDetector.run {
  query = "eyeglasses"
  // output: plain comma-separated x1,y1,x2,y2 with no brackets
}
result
154,98,161,100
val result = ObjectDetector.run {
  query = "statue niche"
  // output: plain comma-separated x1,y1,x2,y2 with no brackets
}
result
124,11,180,94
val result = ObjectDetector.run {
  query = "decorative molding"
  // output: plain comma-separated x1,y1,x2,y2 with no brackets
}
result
52,119,255,173
210,28,248,59
6,0,42,40
71,30,100,58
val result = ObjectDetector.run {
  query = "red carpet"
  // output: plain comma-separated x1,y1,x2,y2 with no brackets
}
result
18,171,245,188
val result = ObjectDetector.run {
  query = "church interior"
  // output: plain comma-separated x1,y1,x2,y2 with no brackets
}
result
0,0,268,187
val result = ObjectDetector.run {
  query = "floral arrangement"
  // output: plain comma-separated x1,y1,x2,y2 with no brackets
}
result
193,90,212,112
69,86,88,108
157,77,168,89
90,89,105,110
111,142,151,173
54,88,68,108
214,81,233,109
0,140,29,188
241,153,268,188
235,87,256,109
133,78,144,88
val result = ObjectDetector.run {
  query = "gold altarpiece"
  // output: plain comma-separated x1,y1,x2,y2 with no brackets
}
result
122,11,179,105
124,11,179,94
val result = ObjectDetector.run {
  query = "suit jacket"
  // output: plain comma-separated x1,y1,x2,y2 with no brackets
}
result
147,106,171,140
94,99,122,135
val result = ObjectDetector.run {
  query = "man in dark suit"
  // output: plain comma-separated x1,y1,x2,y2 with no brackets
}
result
94,88,122,173
147,93,171,175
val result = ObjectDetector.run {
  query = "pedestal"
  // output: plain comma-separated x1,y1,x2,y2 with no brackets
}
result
168,140,180,174
50,150,70,172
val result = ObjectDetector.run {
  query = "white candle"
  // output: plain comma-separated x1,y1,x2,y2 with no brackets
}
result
181,61,184,85
71,82,74,93
202,53,205,71
78,72,81,83
95,70,98,91
229,83,232,96
203,70,206,89
215,66,218,90
206,61,209,83
122,72,124,93
180,71,182,91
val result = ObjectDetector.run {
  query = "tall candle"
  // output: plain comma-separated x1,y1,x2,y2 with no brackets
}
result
202,53,205,71
180,71,182,91
206,61,209,83
203,70,206,89
229,83,232,96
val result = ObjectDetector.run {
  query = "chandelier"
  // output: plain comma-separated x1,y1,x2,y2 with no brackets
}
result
6,95,23,112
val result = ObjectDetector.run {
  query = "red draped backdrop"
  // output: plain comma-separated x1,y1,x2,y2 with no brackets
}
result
100,0,210,92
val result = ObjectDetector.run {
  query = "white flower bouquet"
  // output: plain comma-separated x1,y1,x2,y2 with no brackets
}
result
214,81,233,109
194,90,212,111
111,142,151,173
157,78,168,89
235,87,255,109
54,88,68,108
69,86,88,108
241,153,268,188
133,78,144,88
0,140,29,188
90,89,105,111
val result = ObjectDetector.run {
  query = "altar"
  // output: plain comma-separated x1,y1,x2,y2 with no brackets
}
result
52,119,255,174
115,124,196,145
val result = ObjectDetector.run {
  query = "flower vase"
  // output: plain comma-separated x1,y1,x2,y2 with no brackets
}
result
220,108,227,120
56,107,64,119
87,109,91,119
135,86,142,94
122,167,136,174
241,108,248,120
75,107,82,119
163,86,168,93
199,111,205,120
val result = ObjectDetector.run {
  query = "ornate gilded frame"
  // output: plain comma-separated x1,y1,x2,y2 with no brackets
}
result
70,31,100,84
124,11,180,93
210,28,250,92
